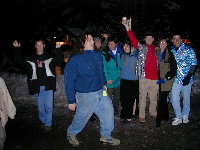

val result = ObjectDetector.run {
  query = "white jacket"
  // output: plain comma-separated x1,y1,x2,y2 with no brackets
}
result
0,77,16,127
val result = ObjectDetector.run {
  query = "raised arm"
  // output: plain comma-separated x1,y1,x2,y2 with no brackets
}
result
121,18,139,49
101,33,110,50
52,42,63,66
13,40,26,65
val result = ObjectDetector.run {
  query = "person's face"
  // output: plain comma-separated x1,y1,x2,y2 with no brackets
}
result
35,41,45,55
123,43,130,53
108,41,117,50
95,40,102,49
159,40,167,51
145,36,154,45
172,35,182,47
84,34,94,50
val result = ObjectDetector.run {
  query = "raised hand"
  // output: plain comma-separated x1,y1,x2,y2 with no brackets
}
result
13,40,21,47
121,17,131,31
55,42,62,48
101,33,110,39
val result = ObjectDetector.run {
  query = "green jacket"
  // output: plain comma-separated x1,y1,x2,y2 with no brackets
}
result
102,51,121,88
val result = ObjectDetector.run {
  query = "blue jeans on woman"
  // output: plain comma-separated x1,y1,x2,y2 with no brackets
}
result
67,89,114,138
34,86,54,127
171,80,192,119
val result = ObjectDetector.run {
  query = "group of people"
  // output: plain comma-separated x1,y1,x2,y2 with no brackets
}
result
3,17,197,147
63,17,197,146
121,19,197,127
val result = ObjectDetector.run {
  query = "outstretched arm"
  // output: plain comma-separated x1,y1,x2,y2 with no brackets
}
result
121,18,139,49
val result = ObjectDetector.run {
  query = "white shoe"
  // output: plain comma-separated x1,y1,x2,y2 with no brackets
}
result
172,118,182,125
67,134,79,146
100,136,120,145
183,115,189,124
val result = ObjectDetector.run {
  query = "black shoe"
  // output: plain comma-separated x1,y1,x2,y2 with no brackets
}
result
163,116,169,121
44,126,52,132
156,123,161,127
132,115,138,120
121,119,132,124
41,123,45,130
156,119,161,127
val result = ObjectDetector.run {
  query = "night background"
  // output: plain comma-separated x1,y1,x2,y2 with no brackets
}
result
1,1,200,149
0,0,200,72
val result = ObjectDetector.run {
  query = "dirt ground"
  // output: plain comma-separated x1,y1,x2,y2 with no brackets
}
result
4,94,200,150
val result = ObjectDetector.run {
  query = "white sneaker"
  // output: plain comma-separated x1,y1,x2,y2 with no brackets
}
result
172,118,182,125
100,136,120,145
67,134,79,146
183,115,189,124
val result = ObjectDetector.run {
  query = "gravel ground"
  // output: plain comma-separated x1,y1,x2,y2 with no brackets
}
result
4,94,200,150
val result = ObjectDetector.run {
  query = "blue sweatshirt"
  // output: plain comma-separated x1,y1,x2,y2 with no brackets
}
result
64,50,106,104
120,52,138,80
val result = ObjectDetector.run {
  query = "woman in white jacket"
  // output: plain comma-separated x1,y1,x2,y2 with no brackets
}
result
0,77,16,150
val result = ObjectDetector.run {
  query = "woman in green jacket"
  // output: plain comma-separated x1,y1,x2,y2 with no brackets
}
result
102,37,121,115
155,39,177,127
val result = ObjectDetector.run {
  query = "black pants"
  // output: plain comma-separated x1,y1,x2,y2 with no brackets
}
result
156,91,170,125
107,87,120,113
120,79,139,119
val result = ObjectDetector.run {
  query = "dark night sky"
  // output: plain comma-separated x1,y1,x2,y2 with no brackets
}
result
1,0,200,46
0,0,199,73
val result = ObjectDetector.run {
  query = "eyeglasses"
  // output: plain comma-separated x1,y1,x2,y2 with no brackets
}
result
160,41,167,44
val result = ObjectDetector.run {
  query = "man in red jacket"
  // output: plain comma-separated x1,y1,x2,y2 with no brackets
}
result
122,18,159,123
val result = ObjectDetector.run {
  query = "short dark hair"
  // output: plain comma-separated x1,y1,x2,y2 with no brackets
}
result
123,40,131,46
144,31,154,37
172,33,182,38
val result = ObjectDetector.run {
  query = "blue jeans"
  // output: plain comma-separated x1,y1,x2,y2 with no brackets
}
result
34,86,54,126
171,81,192,119
67,89,114,137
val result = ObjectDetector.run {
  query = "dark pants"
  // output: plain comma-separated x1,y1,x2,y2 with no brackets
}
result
120,79,139,119
0,123,6,150
107,87,120,113
156,91,170,125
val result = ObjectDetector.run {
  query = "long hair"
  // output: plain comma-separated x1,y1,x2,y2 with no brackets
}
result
71,32,93,55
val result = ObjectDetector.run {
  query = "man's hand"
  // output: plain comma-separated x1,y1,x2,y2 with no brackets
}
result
55,42,62,48
182,73,192,86
107,80,113,85
103,85,107,91
101,34,110,39
156,78,166,84
13,40,21,47
68,103,76,111
121,21,129,30
121,17,131,31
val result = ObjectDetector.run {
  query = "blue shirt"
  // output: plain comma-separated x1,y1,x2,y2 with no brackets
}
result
171,43,197,84
109,45,121,61
120,53,138,80
64,50,106,104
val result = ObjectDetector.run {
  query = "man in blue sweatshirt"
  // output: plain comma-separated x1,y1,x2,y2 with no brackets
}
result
64,33,120,146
